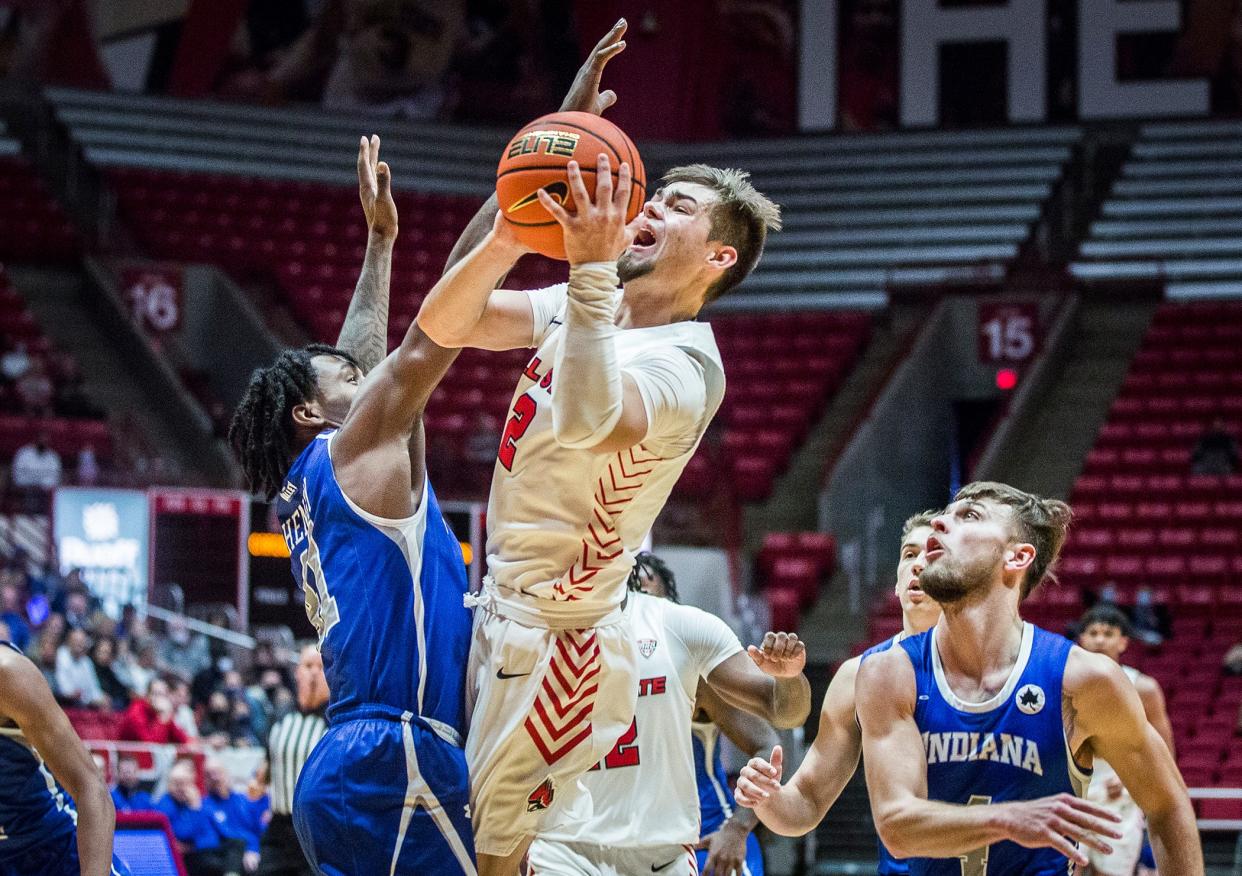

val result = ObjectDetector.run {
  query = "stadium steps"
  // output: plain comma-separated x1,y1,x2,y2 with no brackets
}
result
979,296,1159,498
741,301,929,553
1071,119,1242,289
7,266,231,483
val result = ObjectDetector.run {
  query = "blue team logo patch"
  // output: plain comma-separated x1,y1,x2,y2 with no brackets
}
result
638,638,657,658
1016,683,1046,715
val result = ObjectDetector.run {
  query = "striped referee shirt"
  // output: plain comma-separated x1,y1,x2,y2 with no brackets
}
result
267,708,327,815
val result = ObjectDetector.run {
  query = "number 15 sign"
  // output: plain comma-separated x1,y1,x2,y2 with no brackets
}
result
977,302,1040,365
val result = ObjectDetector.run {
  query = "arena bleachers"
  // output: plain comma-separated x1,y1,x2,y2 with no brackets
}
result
1072,120,1242,297
0,122,79,264
648,126,1081,299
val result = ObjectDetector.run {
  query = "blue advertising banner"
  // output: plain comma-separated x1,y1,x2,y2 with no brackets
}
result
53,488,150,617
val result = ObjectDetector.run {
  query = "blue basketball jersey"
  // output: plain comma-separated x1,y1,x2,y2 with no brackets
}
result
278,431,472,732
898,623,1091,876
859,635,911,876
691,720,765,876
691,719,735,837
0,643,77,862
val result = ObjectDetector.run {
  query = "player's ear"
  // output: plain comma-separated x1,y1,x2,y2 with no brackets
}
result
1004,543,1036,574
706,243,737,271
291,399,325,429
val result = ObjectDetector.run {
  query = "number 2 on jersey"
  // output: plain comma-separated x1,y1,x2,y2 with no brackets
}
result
959,795,993,876
590,718,641,770
497,393,537,471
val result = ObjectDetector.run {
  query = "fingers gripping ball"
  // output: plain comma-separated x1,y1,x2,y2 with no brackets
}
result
497,111,646,260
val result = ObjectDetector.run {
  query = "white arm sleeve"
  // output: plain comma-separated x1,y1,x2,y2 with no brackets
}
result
550,262,623,449
666,604,745,680
527,283,569,348
624,347,709,455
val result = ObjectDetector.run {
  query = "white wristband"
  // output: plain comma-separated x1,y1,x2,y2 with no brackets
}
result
551,263,623,448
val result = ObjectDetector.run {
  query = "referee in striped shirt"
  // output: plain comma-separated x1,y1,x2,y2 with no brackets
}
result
256,644,327,876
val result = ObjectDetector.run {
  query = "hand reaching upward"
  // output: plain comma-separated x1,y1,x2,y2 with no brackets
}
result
748,632,807,678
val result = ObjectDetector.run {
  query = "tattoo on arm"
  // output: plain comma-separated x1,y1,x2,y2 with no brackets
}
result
336,236,394,373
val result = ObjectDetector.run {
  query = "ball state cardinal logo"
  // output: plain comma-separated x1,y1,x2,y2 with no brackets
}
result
526,777,555,812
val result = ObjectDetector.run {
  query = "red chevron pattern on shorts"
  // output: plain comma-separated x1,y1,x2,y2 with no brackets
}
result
552,446,665,602
524,629,601,764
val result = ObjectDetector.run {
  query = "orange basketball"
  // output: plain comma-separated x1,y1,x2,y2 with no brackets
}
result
496,111,646,260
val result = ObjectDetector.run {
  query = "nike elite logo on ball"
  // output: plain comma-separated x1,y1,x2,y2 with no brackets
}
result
496,667,531,679
507,181,568,214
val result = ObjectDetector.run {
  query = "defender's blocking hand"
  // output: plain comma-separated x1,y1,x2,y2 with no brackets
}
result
748,632,806,678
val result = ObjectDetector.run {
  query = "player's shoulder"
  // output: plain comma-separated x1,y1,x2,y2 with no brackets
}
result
855,640,915,690
1063,644,1132,696
655,596,727,634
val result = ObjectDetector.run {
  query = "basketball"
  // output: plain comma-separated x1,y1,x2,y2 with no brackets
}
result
496,110,646,260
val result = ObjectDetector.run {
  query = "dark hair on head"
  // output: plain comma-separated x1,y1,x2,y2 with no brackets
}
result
952,481,1073,602
660,164,782,303
228,343,359,499
1078,604,1132,638
626,551,680,603
901,509,938,542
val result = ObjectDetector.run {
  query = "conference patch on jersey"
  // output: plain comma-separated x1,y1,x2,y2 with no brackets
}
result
638,638,658,658
1015,683,1045,715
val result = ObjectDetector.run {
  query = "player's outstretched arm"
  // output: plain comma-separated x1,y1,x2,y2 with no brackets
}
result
0,648,116,876
1067,649,1203,874
417,20,628,352
703,632,811,729
736,657,864,836
695,682,779,874
335,135,396,374
856,647,1122,867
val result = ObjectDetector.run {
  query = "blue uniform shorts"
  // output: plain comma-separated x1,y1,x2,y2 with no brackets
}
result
292,706,476,876
695,831,764,876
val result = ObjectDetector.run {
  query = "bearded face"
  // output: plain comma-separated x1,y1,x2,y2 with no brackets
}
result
917,543,1004,604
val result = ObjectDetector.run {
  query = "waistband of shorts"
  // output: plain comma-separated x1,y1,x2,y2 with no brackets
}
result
464,577,627,629
330,703,463,748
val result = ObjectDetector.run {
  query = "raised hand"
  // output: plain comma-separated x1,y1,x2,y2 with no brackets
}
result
537,153,638,266
358,135,397,240
735,745,784,808
999,793,1123,867
560,19,627,116
748,632,807,678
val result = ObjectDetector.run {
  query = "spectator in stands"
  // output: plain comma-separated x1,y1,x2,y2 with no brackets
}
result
0,340,31,382
15,356,54,415
159,759,243,876
52,354,100,418
118,639,160,698
203,758,264,873
118,677,190,745
160,615,211,682
109,755,154,813
55,626,106,707
91,635,130,709
171,677,200,741
76,444,100,486
1130,585,1167,646
62,587,91,630
29,614,63,689
1191,417,1240,476
200,690,237,746
10,432,62,490
0,580,31,650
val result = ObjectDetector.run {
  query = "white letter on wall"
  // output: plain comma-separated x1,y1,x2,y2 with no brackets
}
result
1078,0,1208,119
900,0,1047,127
799,0,838,131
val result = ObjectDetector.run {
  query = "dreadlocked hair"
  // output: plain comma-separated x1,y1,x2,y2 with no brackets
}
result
626,551,680,603
228,343,359,499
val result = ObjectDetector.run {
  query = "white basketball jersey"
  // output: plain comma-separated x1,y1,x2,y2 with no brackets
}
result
485,284,726,626
1087,664,1143,807
539,593,742,847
